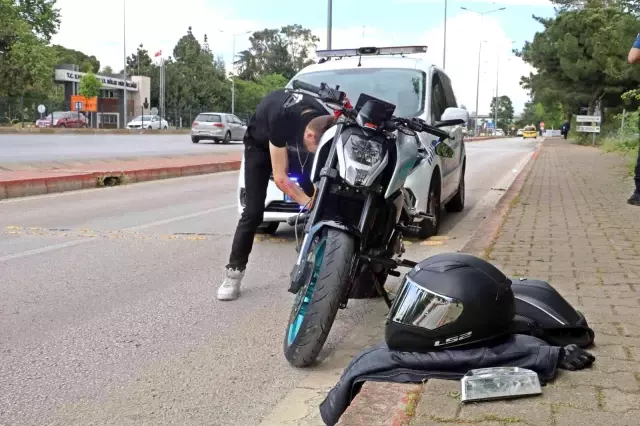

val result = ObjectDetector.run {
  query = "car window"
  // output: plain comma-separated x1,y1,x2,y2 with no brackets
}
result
439,71,457,108
524,126,536,131
294,68,426,118
430,74,447,122
195,114,221,123
232,115,242,124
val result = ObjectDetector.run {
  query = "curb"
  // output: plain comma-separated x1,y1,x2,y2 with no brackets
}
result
335,142,544,426
0,160,240,200
460,141,543,258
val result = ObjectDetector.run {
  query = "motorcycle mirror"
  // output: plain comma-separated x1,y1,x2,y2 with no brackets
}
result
435,140,455,158
434,119,465,128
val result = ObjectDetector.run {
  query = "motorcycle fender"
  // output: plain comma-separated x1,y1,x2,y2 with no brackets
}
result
288,220,361,294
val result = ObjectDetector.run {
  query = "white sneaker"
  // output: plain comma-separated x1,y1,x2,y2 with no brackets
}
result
217,268,245,301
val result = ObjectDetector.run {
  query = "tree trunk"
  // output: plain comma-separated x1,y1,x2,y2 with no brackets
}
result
588,88,604,115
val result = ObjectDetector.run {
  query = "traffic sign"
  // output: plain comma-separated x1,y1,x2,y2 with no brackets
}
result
576,115,601,123
576,125,600,133
150,107,158,115
74,101,83,111
37,104,46,114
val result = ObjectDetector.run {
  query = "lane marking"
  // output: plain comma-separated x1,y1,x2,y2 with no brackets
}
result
0,204,235,263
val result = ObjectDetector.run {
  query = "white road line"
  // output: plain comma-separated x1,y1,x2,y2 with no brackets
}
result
0,204,235,263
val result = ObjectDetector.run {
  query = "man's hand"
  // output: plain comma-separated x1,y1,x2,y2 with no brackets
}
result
270,143,313,207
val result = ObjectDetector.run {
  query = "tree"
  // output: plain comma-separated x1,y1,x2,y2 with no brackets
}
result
517,5,640,115
51,44,100,72
14,0,61,42
127,43,154,76
489,95,515,130
235,25,319,81
0,0,57,98
234,74,288,114
79,72,101,98
101,66,114,76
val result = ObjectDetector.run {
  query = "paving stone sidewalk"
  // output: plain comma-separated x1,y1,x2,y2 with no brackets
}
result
339,138,640,426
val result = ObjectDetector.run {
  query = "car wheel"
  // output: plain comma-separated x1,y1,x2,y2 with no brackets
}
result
445,165,465,213
191,137,199,143
223,131,231,144
418,180,441,239
59,124,66,128
148,126,152,130
163,126,168,130
257,222,279,235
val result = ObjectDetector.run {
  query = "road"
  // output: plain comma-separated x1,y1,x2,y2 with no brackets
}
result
0,134,244,164
0,138,539,426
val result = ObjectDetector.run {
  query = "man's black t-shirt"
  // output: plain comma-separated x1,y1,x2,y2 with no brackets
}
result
244,89,328,150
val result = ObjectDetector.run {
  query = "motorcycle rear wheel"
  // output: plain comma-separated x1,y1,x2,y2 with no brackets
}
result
284,228,355,368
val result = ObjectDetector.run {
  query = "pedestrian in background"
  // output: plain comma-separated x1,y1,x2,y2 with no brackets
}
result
561,119,570,140
626,35,640,206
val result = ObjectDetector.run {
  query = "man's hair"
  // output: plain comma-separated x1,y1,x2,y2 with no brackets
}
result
305,114,336,137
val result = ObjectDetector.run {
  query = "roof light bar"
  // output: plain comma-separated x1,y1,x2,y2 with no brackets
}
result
316,45,428,59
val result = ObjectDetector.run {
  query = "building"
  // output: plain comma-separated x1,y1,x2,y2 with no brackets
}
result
54,64,151,129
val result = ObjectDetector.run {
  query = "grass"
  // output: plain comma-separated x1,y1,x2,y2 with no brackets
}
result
598,133,638,177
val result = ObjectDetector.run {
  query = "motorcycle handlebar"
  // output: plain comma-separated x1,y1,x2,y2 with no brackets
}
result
292,80,322,95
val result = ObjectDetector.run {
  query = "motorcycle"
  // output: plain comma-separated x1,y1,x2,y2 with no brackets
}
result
282,80,464,368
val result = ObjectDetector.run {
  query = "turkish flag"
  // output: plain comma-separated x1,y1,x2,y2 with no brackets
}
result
154,50,162,57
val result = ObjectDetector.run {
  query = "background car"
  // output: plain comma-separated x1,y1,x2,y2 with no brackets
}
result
191,112,246,144
237,45,468,238
522,125,537,139
35,111,87,128
495,128,505,137
126,115,168,130
516,128,524,136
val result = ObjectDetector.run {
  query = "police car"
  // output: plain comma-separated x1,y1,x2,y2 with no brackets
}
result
237,45,468,238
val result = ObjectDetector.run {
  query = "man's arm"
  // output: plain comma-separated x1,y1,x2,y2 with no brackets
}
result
629,34,640,64
269,143,313,207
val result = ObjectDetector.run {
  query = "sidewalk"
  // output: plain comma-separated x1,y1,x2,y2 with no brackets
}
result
0,152,241,200
339,137,640,425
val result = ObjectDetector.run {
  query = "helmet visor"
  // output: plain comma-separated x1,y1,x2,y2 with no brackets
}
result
388,276,464,330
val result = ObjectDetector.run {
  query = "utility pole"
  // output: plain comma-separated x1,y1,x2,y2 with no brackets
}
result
461,6,506,135
221,30,252,115
122,0,127,128
327,0,333,49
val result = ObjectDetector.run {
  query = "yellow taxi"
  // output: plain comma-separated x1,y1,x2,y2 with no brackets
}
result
522,125,537,139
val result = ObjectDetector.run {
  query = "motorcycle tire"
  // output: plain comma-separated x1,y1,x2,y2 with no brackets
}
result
284,228,355,368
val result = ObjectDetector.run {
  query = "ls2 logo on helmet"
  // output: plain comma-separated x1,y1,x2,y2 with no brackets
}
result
434,331,473,347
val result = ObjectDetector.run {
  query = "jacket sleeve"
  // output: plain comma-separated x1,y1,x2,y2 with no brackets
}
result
319,334,561,426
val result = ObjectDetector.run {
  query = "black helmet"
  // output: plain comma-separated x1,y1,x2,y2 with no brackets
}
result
385,253,515,353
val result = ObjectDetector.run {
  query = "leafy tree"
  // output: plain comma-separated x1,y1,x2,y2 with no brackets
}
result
51,44,100,72
14,0,61,42
0,0,57,98
79,72,101,98
517,5,640,115
234,74,288,114
236,24,319,81
489,95,515,130
101,65,114,76
127,43,154,76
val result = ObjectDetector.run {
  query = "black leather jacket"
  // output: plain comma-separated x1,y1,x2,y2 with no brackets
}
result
319,334,562,426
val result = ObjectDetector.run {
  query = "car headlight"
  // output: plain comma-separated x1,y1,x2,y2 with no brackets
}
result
343,135,383,186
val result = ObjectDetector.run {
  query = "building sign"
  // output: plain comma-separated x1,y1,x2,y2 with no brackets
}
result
71,95,98,112
54,69,139,91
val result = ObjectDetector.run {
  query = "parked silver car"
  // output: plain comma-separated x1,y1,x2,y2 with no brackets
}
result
191,112,247,144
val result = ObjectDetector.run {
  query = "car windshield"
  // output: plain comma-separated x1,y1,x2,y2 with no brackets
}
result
524,126,536,131
195,114,221,122
46,112,65,119
294,68,426,118
133,115,155,121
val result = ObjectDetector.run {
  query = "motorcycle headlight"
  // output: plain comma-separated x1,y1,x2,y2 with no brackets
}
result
343,135,383,186
344,135,383,166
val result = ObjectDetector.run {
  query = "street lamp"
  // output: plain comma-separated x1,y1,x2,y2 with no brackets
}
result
123,0,127,128
220,29,252,115
494,41,516,132
327,0,333,49
460,6,506,134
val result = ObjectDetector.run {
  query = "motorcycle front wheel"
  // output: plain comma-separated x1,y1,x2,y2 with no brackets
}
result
284,228,355,368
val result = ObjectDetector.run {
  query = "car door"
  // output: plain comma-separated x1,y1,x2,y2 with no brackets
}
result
439,70,463,198
231,115,246,140
429,72,456,196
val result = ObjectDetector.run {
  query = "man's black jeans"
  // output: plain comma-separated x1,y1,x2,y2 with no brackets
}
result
226,141,313,272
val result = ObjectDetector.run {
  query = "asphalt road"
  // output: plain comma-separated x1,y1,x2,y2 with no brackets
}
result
0,134,244,164
0,137,539,426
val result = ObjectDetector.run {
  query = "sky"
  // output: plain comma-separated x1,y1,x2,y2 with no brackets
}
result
51,0,558,115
